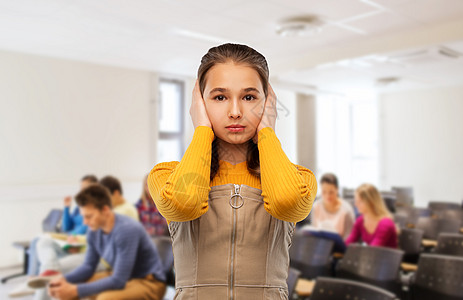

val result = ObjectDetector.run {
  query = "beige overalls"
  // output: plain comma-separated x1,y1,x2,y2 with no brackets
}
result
169,184,295,300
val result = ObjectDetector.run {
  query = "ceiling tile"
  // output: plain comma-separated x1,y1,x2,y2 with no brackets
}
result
343,10,418,35
268,0,379,21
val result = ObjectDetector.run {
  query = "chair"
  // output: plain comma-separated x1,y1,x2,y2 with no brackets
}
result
381,190,397,213
286,267,301,299
415,217,460,240
311,277,398,300
151,236,175,286
289,233,334,279
434,233,463,257
393,212,409,229
399,228,424,264
42,208,63,233
335,244,404,295
435,209,463,223
411,254,463,300
1,241,30,283
391,186,414,207
428,201,461,212
1,209,64,284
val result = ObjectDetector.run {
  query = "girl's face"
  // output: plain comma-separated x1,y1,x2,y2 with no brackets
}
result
354,192,368,215
321,183,338,205
203,62,265,145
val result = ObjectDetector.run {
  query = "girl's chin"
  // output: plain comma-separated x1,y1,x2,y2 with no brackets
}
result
217,134,253,145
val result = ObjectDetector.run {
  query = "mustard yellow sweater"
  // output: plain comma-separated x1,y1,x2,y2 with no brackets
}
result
148,126,317,223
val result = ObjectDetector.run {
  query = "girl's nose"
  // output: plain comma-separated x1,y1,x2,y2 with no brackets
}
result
228,99,242,119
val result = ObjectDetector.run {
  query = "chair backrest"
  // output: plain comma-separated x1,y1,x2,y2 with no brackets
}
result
428,201,461,212
413,254,463,300
151,236,175,285
311,277,398,300
381,191,397,213
416,217,460,240
391,186,414,207
395,207,431,227
435,233,463,257
399,228,424,255
286,267,301,298
289,233,334,279
436,209,463,224
393,212,409,229
42,209,63,233
336,245,403,294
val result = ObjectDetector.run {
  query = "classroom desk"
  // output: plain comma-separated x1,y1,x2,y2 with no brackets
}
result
295,278,315,297
422,239,437,247
401,262,418,272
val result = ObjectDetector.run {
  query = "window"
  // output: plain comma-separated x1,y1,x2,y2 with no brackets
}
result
316,94,378,189
158,79,184,162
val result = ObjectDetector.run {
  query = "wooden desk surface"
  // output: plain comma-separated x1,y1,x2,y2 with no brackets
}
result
422,239,437,247
401,262,418,272
295,278,315,297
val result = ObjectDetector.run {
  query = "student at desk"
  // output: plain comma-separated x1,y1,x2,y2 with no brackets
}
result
345,183,397,248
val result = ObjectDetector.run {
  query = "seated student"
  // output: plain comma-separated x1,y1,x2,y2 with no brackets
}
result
100,175,139,221
345,183,397,248
27,176,142,300
310,173,355,239
136,175,168,237
47,184,166,300
8,175,96,298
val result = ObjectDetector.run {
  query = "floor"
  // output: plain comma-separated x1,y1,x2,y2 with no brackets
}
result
0,265,176,300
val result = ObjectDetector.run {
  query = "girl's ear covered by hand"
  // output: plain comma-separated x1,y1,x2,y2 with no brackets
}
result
190,80,212,129
253,83,278,143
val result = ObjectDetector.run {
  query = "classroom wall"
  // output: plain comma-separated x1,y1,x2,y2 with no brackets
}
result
379,85,463,207
0,50,156,267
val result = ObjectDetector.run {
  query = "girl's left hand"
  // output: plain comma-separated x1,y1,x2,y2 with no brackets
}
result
253,84,277,142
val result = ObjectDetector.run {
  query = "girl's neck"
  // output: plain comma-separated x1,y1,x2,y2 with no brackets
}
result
217,139,248,165
363,211,380,222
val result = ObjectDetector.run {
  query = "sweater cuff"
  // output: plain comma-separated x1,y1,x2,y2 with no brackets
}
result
194,126,214,142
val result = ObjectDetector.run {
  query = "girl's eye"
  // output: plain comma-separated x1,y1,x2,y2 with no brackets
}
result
214,95,225,101
244,95,255,101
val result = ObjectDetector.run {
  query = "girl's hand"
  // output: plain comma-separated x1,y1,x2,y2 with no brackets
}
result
190,80,212,129
253,84,277,142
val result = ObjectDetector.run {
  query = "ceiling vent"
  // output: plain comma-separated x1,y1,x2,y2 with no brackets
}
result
387,46,462,65
276,15,324,37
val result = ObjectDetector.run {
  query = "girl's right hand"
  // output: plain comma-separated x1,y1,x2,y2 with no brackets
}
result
190,80,212,129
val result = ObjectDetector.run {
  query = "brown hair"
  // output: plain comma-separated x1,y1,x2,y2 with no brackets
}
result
99,175,123,195
197,43,269,181
320,173,339,189
81,174,98,183
356,183,391,218
75,184,112,210
140,174,152,206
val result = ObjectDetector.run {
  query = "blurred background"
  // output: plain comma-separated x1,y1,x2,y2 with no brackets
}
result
0,0,462,275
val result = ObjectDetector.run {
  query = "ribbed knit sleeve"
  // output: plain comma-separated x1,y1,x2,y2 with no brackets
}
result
147,126,214,222
258,127,317,222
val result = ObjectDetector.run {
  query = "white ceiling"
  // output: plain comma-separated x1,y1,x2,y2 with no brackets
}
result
1,0,463,94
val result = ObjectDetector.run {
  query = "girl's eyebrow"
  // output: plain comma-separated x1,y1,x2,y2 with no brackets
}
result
209,87,228,94
209,87,261,94
243,87,260,94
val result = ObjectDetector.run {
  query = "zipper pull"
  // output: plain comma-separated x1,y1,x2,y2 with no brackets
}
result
229,184,244,209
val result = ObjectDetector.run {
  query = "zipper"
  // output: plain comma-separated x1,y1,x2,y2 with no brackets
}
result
229,184,240,300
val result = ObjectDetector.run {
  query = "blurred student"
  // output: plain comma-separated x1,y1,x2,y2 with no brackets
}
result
99,176,139,221
136,175,168,237
345,183,397,248
310,173,355,239
9,175,96,298
27,176,141,300
46,184,166,300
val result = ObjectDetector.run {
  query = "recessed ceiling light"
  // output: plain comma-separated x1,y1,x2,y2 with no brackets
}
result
276,15,324,37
